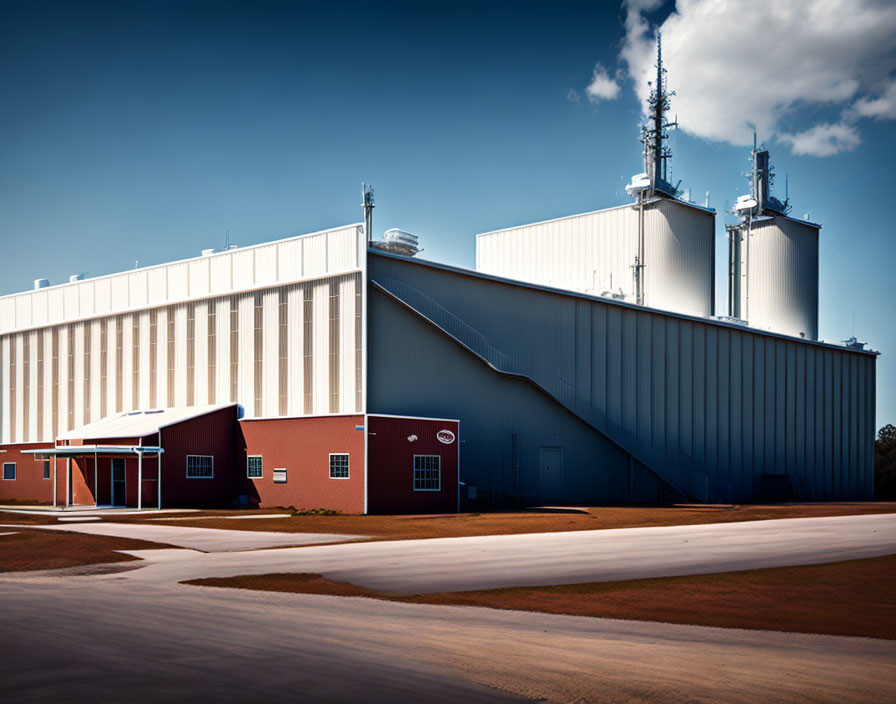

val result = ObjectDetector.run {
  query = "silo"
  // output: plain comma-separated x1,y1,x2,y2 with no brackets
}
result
727,145,819,340
731,214,819,339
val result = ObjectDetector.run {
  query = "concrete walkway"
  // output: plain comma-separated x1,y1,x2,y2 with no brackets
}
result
16,512,896,591
7,521,365,552
1,576,893,704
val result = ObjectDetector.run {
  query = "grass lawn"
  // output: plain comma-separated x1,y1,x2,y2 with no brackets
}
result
107,502,896,540
0,529,173,572
186,554,896,640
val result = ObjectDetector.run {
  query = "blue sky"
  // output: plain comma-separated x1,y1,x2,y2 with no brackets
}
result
0,1,894,426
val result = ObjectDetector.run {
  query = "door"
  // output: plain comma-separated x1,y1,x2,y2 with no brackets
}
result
538,447,563,503
111,459,126,506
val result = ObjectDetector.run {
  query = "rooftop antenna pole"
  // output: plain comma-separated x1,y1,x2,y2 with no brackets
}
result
361,182,375,242
640,32,677,198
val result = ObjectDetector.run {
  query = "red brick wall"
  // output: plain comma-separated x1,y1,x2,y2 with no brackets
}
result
155,406,239,508
237,416,365,513
0,443,57,504
367,416,459,514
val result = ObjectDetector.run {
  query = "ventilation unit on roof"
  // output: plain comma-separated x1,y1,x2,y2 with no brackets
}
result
370,228,422,257
33,278,49,290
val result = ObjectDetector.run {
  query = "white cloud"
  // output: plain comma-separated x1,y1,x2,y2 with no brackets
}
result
779,122,861,157
852,80,896,120
567,88,582,104
617,0,896,156
586,63,621,102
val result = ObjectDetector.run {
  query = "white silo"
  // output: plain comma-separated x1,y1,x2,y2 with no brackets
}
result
727,143,819,339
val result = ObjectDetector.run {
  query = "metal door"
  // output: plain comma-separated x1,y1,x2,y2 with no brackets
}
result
111,459,126,506
538,447,563,502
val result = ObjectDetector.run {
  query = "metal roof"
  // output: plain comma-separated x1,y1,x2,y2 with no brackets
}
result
56,404,237,441
368,249,878,357
475,195,715,239
23,445,164,457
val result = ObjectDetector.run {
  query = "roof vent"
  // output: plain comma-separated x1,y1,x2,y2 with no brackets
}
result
201,248,215,257
69,273,86,283
33,278,50,290
370,228,422,257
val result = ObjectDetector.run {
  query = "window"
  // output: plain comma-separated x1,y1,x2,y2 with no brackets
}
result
329,453,349,479
248,455,263,478
3,463,16,481
273,467,287,483
42,460,50,480
186,455,214,478
413,455,441,491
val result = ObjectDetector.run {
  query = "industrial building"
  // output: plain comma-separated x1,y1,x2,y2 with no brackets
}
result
0,39,878,510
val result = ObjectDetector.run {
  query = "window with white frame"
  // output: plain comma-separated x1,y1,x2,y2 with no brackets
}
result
273,467,287,483
3,463,16,481
247,455,263,478
186,455,214,479
329,453,349,479
413,455,440,491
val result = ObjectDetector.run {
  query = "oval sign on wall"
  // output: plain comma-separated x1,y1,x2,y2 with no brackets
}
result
437,429,456,445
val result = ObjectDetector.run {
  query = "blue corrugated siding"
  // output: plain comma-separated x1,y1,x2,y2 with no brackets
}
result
369,253,876,503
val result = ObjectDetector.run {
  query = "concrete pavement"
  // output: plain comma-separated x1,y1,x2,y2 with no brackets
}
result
25,512,896,593
6,521,365,552
1,575,893,704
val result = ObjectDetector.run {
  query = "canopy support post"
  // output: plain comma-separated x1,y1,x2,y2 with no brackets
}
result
137,451,143,511
94,449,98,508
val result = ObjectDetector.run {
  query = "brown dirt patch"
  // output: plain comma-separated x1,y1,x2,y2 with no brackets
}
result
186,554,896,640
120,502,896,540
0,528,174,572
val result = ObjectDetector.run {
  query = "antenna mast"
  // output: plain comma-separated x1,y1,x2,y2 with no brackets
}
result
361,182,375,242
641,33,677,197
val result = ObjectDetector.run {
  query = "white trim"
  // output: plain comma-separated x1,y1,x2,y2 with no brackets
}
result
412,454,441,492
367,413,461,423
185,454,214,479
238,412,364,422
2,462,15,480
328,452,350,480
247,454,263,479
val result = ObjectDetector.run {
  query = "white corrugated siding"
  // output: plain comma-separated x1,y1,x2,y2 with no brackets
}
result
0,224,364,335
476,200,714,317
739,215,819,340
0,254,364,442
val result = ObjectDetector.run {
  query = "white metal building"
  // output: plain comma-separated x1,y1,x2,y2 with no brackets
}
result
0,224,366,445
476,197,716,318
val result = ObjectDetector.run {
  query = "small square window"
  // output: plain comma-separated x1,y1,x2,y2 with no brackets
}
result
3,463,16,481
247,455,263,478
413,455,440,491
273,468,287,483
186,455,214,478
329,454,349,479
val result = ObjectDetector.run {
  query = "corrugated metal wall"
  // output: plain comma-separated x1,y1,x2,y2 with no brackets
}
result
0,224,362,335
369,254,876,503
736,215,819,340
0,224,367,444
476,198,715,318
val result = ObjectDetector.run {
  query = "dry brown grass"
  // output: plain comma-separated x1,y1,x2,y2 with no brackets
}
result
0,528,173,572
186,555,896,640
114,502,896,540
